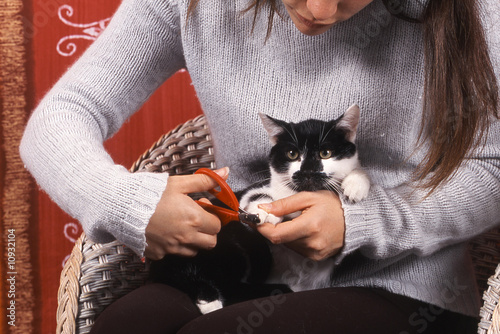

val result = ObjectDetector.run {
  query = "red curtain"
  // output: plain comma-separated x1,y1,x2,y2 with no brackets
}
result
9,1,201,333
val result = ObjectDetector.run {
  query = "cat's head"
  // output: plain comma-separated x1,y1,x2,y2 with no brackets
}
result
259,104,360,193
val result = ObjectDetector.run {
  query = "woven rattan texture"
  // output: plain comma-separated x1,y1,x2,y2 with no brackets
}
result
56,115,214,334
470,228,500,295
130,115,215,174
57,235,84,334
472,227,500,334
479,263,500,334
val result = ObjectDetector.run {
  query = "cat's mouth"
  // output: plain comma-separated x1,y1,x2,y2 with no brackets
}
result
291,171,330,192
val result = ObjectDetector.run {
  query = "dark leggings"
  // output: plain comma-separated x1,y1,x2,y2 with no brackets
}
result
89,283,478,334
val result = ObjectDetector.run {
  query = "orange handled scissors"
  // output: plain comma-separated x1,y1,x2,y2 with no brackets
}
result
194,168,261,226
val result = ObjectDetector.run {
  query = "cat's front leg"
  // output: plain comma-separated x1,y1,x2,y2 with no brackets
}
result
341,168,371,202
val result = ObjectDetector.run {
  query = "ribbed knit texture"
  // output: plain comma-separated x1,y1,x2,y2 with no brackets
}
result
20,0,500,317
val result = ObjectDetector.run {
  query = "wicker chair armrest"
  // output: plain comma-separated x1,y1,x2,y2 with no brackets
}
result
478,263,500,334
469,228,500,294
56,115,214,334
470,227,500,333
130,114,214,174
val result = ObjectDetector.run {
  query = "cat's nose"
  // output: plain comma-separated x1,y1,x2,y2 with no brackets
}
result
292,171,326,192
293,170,323,181
300,158,322,173
296,170,315,177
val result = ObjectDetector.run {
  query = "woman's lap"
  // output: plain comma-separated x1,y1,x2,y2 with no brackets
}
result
89,283,200,334
178,287,477,334
90,283,478,334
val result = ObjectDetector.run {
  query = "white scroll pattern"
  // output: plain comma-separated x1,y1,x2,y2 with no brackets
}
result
57,5,110,57
62,222,82,267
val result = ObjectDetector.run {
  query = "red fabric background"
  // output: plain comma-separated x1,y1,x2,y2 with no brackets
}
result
31,1,201,332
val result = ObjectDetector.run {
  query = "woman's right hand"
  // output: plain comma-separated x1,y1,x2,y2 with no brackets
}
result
144,167,229,260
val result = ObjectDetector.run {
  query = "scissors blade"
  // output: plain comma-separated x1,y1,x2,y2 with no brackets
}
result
238,208,261,225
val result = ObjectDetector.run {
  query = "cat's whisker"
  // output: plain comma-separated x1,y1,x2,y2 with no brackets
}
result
324,177,342,194
319,123,326,146
283,126,299,144
275,178,297,196
282,124,299,145
255,176,272,183
245,175,272,189
287,180,299,193
321,124,335,144
247,169,271,179
302,144,308,158
291,126,299,145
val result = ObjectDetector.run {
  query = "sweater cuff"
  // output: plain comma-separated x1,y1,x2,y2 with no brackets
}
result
85,170,169,257
333,196,379,265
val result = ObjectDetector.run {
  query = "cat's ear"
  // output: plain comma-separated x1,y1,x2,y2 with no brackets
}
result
336,104,360,142
259,113,286,145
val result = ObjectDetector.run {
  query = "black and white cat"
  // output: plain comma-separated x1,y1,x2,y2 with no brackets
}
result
241,103,370,224
240,104,370,292
150,104,370,314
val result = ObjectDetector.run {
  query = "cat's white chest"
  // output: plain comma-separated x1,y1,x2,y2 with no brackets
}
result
266,245,334,291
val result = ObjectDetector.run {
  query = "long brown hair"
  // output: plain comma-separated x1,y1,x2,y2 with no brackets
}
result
415,0,498,191
188,0,499,191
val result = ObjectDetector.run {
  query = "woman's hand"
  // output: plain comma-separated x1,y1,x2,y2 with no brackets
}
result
256,190,345,261
144,167,229,260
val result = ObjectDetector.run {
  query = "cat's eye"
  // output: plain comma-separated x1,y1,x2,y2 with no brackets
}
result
319,149,333,159
286,150,299,161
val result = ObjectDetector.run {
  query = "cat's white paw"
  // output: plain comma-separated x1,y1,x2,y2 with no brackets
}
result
260,210,282,225
197,299,223,314
341,170,370,203
245,202,283,225
253,208,283,225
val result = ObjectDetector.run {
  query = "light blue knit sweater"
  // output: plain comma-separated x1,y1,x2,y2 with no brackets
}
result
20,0,500,316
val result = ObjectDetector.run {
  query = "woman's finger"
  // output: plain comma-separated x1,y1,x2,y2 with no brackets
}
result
169,167,229,194
258,191,317,217
256,216,310,244
189,232,218,250
145,244,198,260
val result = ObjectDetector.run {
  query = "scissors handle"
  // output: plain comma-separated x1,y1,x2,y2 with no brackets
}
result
194,200,239,226
194,168,239,211
194,168,241,226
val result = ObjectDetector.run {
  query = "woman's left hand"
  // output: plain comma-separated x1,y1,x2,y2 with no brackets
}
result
256,190,345,261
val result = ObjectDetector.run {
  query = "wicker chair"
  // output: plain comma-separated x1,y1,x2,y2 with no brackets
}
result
55,115,500,334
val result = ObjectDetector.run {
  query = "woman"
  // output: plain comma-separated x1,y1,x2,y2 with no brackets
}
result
20,0,499,333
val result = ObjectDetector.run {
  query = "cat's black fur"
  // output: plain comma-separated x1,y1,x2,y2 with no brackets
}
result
149,216,282,309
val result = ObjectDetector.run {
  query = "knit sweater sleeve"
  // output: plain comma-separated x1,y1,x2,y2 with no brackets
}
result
20,0,184,256
341,55,500,265
339,139,500,263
